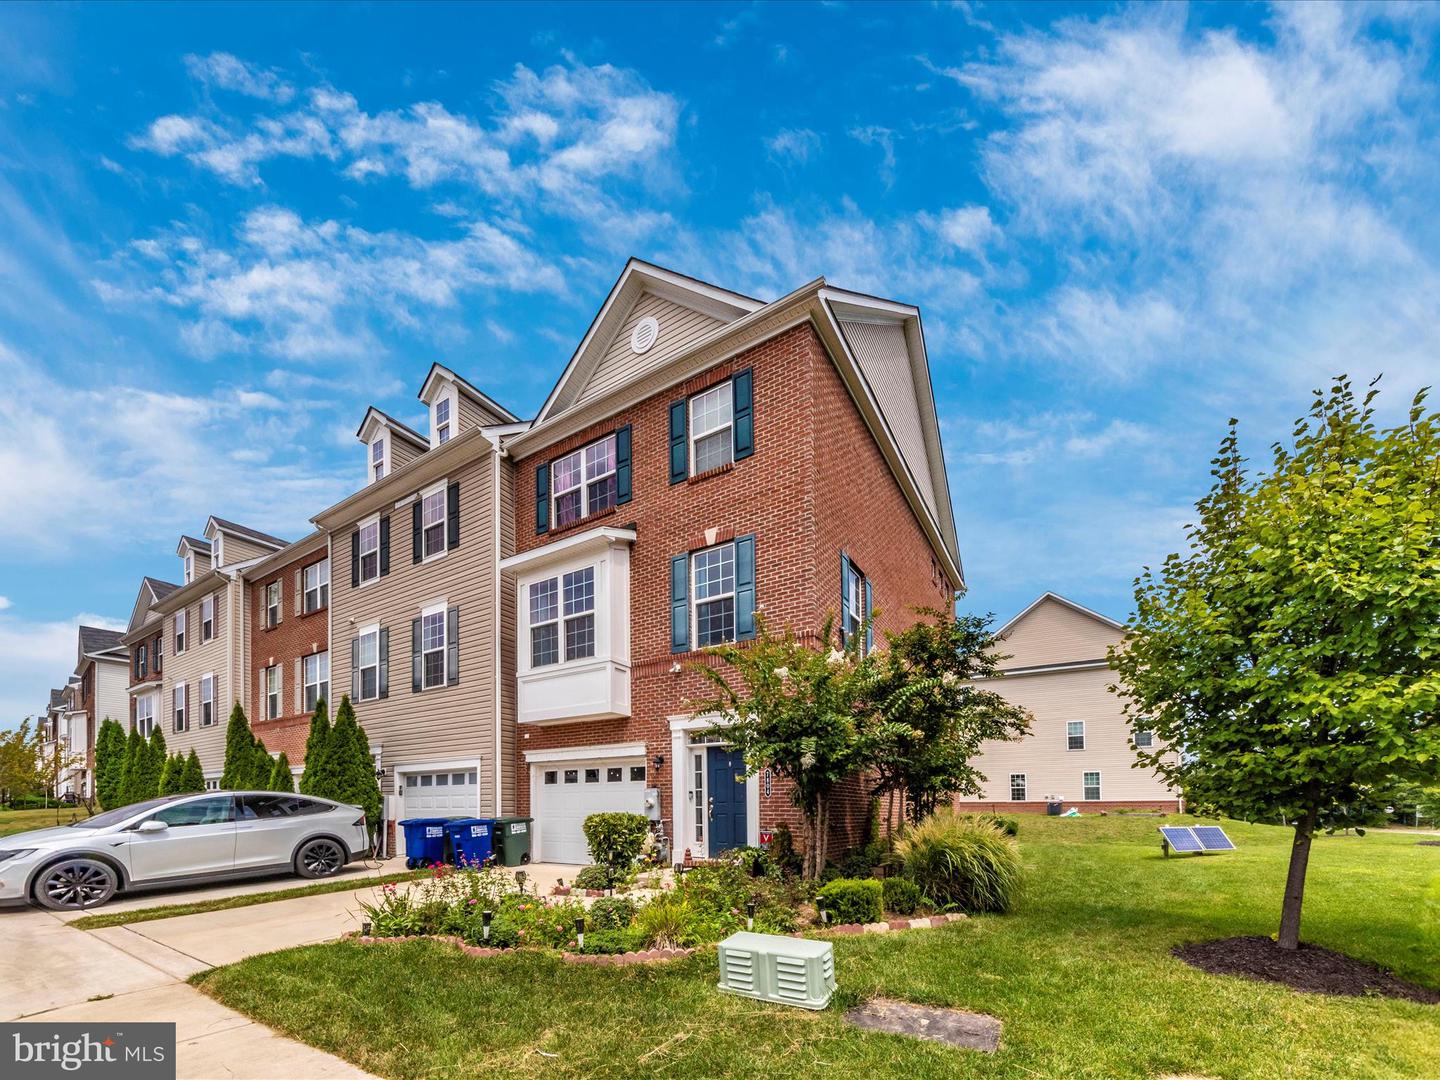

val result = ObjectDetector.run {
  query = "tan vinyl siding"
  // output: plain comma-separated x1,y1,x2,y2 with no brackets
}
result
221,535,275,564
966,666,1178,803
389,436,426,472
497,457,518,813
573,292,725,409
458,391,510,431
840,318,937,509
160,581,240,773
330,450,500,809
999,598,1122,670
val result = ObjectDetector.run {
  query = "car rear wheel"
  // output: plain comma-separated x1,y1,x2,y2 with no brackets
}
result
295,838,346,879
34,858,118,911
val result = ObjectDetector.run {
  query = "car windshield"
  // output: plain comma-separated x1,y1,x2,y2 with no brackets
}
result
70,796,182,828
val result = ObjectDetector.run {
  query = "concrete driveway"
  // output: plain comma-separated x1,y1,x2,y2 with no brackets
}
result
0,867,396,1079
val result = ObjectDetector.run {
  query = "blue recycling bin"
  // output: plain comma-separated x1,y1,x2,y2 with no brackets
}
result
399,817,450,868
446,818,496,868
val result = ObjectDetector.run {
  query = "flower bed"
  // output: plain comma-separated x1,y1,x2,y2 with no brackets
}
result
344,931,697,966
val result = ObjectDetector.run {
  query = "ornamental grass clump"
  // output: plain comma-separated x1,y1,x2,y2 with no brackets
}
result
895,811,1022,914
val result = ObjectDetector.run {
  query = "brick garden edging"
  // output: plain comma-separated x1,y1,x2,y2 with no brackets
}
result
343,931,696,966
808,913,968,936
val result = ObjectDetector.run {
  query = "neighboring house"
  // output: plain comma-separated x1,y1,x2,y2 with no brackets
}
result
246,530,331,768
122,576,176,742
502,260,961,863
66,626,129,796
956,592,1181,814
40,688,67,795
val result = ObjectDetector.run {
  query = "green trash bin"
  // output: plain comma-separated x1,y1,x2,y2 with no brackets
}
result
491,816,533,866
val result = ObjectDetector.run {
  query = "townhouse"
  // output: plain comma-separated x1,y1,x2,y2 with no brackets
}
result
98,259,964,865
38,627,128,798
956,593,1181,814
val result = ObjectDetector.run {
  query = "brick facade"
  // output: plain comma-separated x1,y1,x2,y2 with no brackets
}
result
510,322,958,859
247,545,330,766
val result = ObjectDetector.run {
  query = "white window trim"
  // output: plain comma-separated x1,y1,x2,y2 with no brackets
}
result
420,600,448,690
174,610,187,654
521,565,599,673
691,541,737,649
304,558,330,613
173,681,187,733
1067,720,1086,751
135,693,156,737
265,580,282,628
1083,770,1102,801
265,663,282,720
665,716,759,857
420,481,450,564
200,673,216,727
431,390,456,448
183,552,194,584
304,651,330,713
356,622,381,702
357,514,381,586
688,380,734,474
201,593,216,643
1134,729,1155,749
1010,773,1027,802
550,432,617,530
370,437,388,484
213,534,224,568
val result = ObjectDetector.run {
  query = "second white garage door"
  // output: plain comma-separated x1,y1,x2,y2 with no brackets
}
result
534,757,647,864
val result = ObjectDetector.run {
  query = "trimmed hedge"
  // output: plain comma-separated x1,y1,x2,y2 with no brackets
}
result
816,877,883,925
582,812,650,873
882,876,924,916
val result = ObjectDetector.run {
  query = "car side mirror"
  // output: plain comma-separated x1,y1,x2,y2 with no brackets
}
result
135,819,169,834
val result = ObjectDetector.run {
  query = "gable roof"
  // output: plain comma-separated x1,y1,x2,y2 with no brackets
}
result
48,688,63,711
126,576,179,634
78,625,126,659
176,535,212,555
997,592,1125,638
534,259,763,425
206,516,287,551
418,363,520,423
355,406,429,452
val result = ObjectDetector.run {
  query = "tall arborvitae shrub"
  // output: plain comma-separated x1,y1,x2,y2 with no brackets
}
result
118,728,147,807
267,751,295,793
94,719,126,809
329,696,381,831
180,750,205,793
220,703,257,789
247,739,275,790
140,727,167,800
297,698,331,795
158,753,179,795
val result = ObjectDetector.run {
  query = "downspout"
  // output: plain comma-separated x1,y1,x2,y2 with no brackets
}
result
492,446,505,816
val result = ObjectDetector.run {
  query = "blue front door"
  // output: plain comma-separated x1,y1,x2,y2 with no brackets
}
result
708,748,748,855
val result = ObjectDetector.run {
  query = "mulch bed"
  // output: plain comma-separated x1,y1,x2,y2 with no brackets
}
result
1174,936,1439,1004
1417,840,1440,847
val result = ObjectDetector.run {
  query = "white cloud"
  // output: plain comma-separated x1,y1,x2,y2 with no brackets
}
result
766,128,821,164
184,52,295,103
933,205,999,253
0,596,11,610
0,611,125,729
848,125,898,186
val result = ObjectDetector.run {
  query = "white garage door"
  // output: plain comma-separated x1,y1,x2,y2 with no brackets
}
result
400,768,478,856
535,757,647,864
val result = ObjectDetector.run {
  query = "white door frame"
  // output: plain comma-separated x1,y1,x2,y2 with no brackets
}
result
525,742,646,863
668,715,760,858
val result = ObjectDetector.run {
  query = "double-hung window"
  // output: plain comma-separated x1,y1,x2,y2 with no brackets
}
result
200,674,215,726
1133,729,1154,749
689,382,733,473
183,553,194,583
136,694,155,737
1010,774,1027,801
201,594,215,642
265,581,281,628
551,433,616,529
421,606,447,689
1066,721,1086,751
304,559,329,613
358,519,380,583
356,628,380,701
527,567,596,668
136,644,148,679
422,487,446,559
174,610,187,654
371,439,385,482
304,652,329,712
435,398,451,444
265,664,282,720
173,683,187,732
693,543,736,647
1083,771,1102,801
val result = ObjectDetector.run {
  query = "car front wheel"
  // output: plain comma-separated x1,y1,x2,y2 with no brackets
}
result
34,859,118,911
295,838,347,879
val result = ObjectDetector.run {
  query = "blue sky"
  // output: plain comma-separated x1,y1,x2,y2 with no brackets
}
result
2,1,1439,725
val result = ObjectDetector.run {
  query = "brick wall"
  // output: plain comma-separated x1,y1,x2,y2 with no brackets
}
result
510,321,959,860
248,549,329,765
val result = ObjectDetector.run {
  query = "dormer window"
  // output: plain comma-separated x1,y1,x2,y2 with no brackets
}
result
372,439,386,483
184,552,194,583
213,535,224,568
435,398,451,445
552,433,616,529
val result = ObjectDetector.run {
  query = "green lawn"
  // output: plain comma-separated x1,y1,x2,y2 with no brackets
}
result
192,815,1440,1080
0,804,91,837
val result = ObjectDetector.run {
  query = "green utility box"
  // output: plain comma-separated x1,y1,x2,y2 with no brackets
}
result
491,816,533,866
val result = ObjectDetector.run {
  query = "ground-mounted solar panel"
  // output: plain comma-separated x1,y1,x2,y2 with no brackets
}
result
1192,826,1235,851
1159,826,1203,854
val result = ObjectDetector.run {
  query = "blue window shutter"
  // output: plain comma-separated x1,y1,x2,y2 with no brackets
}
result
735,534,757,641
839,552,853,646
670,553,690,653
535,462,550,534
615,424,633,504
732,368,754,460
668,400,688,483
864,577,874,654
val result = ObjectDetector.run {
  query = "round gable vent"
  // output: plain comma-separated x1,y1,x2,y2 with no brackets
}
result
630,315,660,354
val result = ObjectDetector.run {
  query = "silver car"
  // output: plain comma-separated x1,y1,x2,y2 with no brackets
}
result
0,791,371,911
